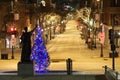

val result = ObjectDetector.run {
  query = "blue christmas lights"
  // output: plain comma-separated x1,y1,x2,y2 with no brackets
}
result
31,27,50,73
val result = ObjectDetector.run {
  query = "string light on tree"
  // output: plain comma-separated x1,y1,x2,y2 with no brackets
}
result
31,26,50,73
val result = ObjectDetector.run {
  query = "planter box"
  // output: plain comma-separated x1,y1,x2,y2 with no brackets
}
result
18,62,34,76
1,53,8,59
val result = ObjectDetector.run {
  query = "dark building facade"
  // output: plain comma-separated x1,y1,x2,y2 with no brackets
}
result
103,0,120,26
0,0,120,49
0,0,52,48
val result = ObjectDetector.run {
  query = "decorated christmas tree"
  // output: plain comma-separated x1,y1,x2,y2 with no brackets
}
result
31,26,50,72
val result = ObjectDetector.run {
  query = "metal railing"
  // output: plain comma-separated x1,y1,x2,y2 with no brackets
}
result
103,65,120,80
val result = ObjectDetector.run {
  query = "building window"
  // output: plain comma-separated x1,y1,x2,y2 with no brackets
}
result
111,14,120,26
111,0,120,7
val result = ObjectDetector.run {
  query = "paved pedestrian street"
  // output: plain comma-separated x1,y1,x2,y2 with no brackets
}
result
46,20,120,74
0,20,120,75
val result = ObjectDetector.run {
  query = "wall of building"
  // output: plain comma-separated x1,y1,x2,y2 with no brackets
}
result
103,0,120,26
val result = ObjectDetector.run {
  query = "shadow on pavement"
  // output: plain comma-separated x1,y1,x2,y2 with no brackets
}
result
95,75,107,80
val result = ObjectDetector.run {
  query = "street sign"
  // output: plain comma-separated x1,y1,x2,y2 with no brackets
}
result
11,37,16,46
99,32,105,44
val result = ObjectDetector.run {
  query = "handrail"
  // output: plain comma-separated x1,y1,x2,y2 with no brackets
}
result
103,65,120,80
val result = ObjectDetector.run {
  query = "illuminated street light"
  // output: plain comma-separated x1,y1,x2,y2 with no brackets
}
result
41,0,46,6
96,0,100,2
90,19,93,27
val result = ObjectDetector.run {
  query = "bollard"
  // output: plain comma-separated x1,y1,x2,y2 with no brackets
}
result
66,58,72,75
104,65,107,74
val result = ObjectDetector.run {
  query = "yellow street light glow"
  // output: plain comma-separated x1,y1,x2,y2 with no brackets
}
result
96,0,100,2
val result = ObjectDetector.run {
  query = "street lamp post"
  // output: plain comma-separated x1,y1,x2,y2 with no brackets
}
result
96,0,104,57
94,26,97,48
11,46,14,59
100,0,104,57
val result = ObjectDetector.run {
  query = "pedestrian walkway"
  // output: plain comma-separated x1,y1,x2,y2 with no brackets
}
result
0,20,120,75
46,20,120,74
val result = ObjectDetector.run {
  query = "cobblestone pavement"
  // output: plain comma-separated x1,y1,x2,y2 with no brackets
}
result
0,20,120,75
